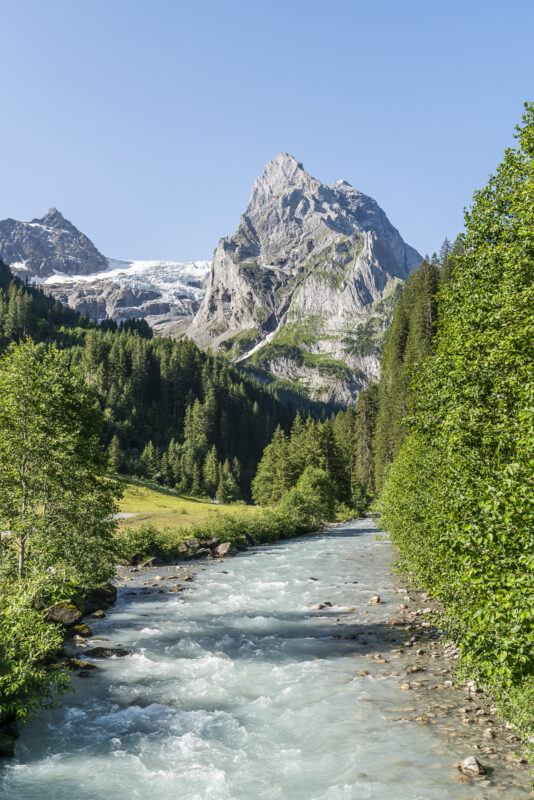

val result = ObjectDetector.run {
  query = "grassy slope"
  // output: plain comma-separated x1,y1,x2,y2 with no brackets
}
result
118,480,258,531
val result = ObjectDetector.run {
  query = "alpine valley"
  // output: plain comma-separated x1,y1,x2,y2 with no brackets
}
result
0,154,421,404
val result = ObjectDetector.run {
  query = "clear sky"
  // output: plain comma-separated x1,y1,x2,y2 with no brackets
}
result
1,0,533,261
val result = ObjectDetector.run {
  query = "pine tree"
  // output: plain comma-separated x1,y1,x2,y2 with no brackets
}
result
108,434,123,473
203,445,219,497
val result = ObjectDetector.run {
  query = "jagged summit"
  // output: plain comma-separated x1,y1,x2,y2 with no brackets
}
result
187,153,422,405
332,178,352,188
0,208,109,278
34,207,67,227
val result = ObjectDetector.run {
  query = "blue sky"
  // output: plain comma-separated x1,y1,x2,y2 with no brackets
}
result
1,0,532,261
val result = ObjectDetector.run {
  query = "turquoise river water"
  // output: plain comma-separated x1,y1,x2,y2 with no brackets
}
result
0,520,531,799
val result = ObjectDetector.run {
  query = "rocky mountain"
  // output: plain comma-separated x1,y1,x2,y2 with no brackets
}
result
187,153,422,404
0,209,210,333
0,208,108,278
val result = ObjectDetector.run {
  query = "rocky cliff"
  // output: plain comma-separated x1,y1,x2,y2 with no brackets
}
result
187,154,422,404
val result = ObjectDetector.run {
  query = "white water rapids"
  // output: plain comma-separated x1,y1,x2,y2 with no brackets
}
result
0,520,530,799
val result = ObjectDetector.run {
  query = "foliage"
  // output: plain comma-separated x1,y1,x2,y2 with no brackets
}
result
373,257,440,489
295,467,336,525
380,103,534,738
252,406,375,516
0,339,121,584
0,576,71,720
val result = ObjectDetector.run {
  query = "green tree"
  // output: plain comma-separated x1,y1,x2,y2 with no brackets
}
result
108,433,123,473
0,340,121,584
203,445,219,497
295,467,336,525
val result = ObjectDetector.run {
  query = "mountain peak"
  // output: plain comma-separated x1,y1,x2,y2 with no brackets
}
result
33,208,66,228
0,208,108,278
248,153,317,210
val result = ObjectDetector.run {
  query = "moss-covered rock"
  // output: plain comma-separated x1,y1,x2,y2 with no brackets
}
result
45,601,82,628
81,583,117,614
67,658,99,671
70,623,92,638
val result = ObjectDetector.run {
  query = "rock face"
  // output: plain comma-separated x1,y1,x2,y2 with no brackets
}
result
0,208,108,278
187,154,422,404
0,208,210,333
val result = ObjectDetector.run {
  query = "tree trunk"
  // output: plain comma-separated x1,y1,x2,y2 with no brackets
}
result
18,537,25,580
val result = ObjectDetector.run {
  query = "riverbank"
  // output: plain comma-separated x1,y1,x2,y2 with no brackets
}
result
2,520,532,798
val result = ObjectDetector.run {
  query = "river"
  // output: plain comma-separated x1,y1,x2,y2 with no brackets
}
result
1,519,531,799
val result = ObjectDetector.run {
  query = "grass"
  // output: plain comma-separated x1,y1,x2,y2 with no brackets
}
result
117,480,259,532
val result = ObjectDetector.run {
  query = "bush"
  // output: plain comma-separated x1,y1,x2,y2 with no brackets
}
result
0,578,71,721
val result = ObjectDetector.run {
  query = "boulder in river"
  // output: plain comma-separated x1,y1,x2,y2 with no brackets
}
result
68,658,99,671
69,623,92,638
459,756,486,775
368,595,381,605
215,542,237,557
46,601,82,628
82,647,132,658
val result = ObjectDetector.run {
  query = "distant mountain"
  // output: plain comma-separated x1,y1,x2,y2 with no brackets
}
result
187,153,422,404
0,209,210,333
0,207,108,278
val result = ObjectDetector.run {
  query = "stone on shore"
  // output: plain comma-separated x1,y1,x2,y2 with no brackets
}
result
215,542,237,558
82,584,117,614
46,601,82,628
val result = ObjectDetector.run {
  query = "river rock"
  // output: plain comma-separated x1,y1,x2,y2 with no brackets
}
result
185,538,200,549
46,601,82,628
0,732,15,758
368,595,381,605
68,658,99,671
459,756,485,775
90,610,106,618
70,623,92,638
82,584,117,614
215,542,237,557
83,647,132,658
194,548,211,559
203,537,221,549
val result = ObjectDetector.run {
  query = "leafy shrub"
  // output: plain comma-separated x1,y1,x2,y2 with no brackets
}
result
0,577,70,721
